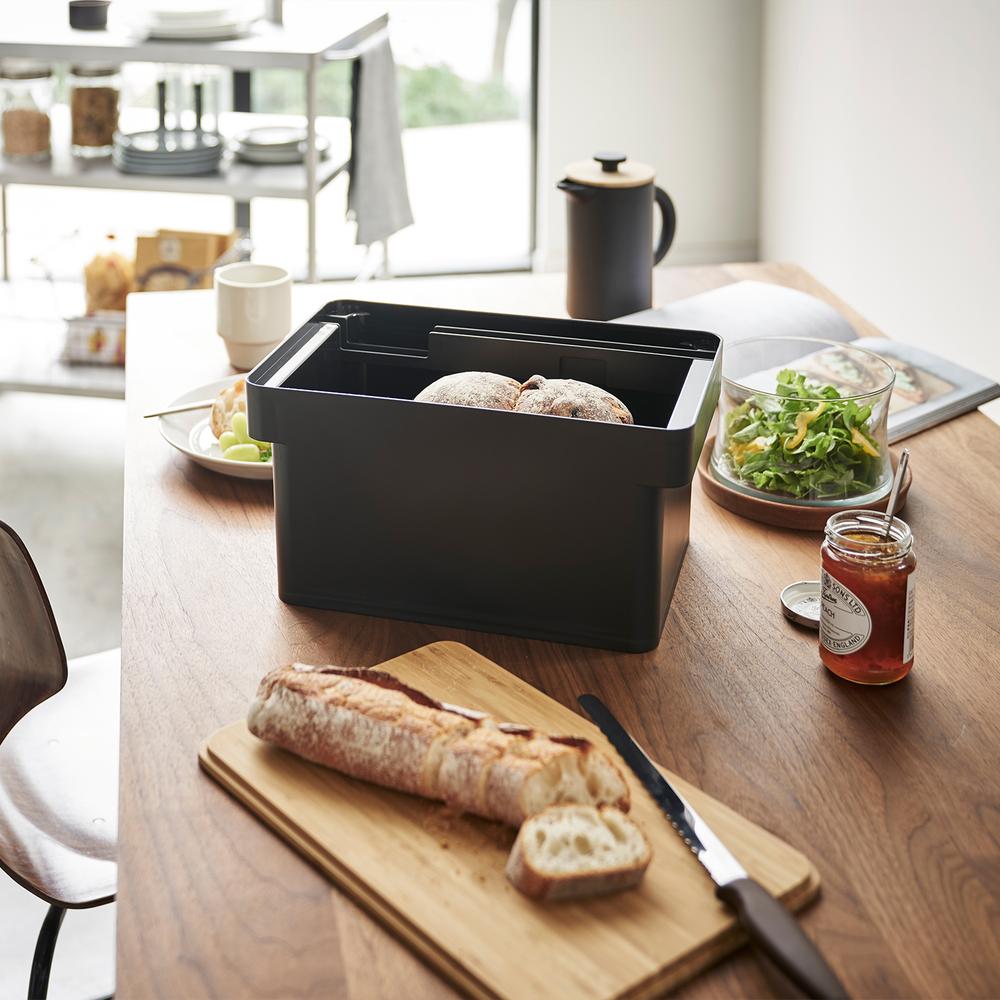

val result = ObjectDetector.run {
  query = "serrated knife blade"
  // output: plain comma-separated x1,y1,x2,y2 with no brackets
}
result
578,694,848,1000
578,693,746,887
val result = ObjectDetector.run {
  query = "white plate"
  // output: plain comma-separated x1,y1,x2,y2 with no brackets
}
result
116,152,223,165
115,153,223,166
149,5,246,23
235,150,330,165
146,21,254,39
115,163,222,176
235,151,303,165
158,377,273,480
113,155,222,176
234,125,307,149
234,135,331,164
116,129,225,153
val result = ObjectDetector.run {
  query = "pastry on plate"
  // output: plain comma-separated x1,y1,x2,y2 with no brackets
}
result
210,378,248,438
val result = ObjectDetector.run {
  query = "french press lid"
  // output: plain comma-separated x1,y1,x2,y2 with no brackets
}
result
564,152,655,189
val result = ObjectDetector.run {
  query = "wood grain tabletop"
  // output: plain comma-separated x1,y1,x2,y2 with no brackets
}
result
117,263,1000,999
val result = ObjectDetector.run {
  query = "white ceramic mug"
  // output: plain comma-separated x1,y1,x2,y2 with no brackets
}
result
215,262,292,371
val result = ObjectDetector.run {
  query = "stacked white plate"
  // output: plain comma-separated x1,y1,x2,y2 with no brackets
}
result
113,129,225,175
142,1,261,40
233,126,331,165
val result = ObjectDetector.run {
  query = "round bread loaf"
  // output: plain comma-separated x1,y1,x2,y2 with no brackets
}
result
415,371,520,411
210,378,248,438
514,375,633,424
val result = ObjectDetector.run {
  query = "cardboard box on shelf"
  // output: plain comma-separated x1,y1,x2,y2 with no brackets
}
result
135,229,239,292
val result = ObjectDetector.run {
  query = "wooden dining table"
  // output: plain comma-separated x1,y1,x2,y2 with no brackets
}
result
118,263,1000,999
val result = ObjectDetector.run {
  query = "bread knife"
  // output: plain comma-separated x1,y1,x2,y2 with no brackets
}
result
578,694,848,1000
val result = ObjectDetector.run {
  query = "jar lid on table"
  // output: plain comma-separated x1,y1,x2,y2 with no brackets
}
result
780,580,821,629
0,59,53,80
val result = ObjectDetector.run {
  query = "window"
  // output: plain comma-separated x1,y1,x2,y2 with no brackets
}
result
251,0,535,277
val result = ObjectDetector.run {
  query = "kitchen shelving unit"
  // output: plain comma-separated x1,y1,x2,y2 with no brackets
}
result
0,2,390,285
0,314,125,399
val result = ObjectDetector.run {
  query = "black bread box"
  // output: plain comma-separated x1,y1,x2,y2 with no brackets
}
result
247,301,720,651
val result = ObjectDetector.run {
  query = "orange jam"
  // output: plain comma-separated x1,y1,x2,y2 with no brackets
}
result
820,511,915,684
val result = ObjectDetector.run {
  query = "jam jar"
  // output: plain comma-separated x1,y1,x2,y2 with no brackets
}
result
820,510,915,684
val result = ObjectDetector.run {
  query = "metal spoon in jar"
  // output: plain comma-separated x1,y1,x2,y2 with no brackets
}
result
882,448,910,540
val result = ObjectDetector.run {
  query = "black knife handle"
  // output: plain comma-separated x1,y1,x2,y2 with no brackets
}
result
717,878,849,999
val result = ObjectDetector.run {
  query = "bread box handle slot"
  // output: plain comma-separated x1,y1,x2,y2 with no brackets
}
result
263,322,340,388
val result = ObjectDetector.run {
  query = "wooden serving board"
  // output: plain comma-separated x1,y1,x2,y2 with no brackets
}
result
199,641,820,1000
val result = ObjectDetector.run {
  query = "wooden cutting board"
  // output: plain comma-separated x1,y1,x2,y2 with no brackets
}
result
199,641,820,1000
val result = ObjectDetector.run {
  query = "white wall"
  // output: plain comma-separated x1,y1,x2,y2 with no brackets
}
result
536,0,762,270
761,0,1000,401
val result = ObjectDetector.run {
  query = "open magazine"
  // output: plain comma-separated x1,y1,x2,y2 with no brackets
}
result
620,281,1000,442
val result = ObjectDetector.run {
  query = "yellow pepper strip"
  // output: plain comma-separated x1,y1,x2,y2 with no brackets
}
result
851,426,880,457
785,402,827,449
730,436,770,465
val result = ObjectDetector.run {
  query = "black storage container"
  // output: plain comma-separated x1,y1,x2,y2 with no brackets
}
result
247,301,721,652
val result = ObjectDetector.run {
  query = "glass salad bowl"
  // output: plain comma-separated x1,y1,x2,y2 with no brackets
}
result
711,337,895,507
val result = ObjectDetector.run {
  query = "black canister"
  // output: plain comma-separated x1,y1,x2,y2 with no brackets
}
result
558,152,676,320
69,0,111,30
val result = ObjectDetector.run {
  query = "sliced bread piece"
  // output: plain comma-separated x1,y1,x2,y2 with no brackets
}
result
506,804,651,902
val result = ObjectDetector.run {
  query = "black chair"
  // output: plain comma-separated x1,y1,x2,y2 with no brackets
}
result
0,521,118,1000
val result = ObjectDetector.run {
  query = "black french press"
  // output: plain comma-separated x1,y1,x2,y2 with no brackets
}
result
558,152,676,321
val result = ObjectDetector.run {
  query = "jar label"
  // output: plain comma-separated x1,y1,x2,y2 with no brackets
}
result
820,569,872,655
903,575,915,663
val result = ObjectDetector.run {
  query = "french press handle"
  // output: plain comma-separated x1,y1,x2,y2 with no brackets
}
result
653,187,676,265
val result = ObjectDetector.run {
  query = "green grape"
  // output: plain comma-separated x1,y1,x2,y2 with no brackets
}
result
218,431,238,452
230,411,250,443
230,409,271,450
223,443,261,463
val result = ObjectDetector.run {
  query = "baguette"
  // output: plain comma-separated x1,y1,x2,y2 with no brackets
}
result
247,664,630,826
506,804,651,902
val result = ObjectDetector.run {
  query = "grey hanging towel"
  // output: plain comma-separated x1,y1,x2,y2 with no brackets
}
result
347,35,414,246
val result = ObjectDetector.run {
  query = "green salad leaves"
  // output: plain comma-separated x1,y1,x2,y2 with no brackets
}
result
723,369,882,499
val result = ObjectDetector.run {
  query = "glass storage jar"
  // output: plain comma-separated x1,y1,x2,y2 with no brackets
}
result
0,59,53,162
69,64,121,158
712,337,895,506
820,510,916,684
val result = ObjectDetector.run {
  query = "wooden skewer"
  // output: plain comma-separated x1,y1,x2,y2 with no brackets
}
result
143,399,215,419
